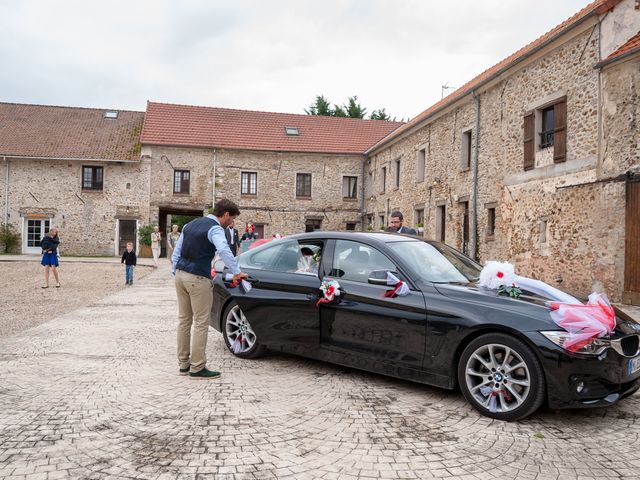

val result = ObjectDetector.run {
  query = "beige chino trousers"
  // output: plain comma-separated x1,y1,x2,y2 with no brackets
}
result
175,269,214,373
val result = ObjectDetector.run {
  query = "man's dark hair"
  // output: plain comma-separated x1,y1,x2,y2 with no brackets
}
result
212,198,240,217
390,211,404,221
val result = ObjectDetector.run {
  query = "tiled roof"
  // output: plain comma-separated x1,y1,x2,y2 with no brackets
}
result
597,30,640,67
141,101,404,155
0,103,145,161
367,0,623,154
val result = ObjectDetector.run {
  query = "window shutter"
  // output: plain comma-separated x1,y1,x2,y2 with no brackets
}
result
523,112,535,171
553,98,567,163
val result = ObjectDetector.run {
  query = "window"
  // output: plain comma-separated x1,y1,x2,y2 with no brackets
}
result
27,219,50,248
540,106,554,148
241,172,257,195
239,238,323,275
305,218,322,232
379,215,385,230
460,201,469,255
296,173,312,197
346,222,356,231
417,148,426,182
436,205,446,242
285,127,299,136
540,219,548,243
343,176,357,199
104,111,118,119
395,159,401,188
331,240,397,283
414,208,424,228
462,130,472,170
82,166,103,191
381,167,386,193
487,207,496,239
173,170,190,194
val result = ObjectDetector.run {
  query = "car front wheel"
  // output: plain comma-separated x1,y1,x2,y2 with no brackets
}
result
458,333,545,421
222,301,266,358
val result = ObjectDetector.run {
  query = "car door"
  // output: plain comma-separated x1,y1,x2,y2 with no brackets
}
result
319,239,428,370
228,238,324,355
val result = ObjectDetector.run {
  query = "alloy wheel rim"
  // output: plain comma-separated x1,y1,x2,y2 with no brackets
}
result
225,305,257,354
465,343,531,413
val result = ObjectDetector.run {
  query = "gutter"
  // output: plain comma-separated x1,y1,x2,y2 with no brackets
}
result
3,156,8,225
212,148,217,208
0,154,140,163
594,47,640,69
367,10,600,156
470,92,480,261
360,156,366,231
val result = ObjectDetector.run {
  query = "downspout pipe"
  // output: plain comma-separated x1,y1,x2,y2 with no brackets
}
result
212,148,217,211
360,155,366,231
3,156,8,225
471,90,481,261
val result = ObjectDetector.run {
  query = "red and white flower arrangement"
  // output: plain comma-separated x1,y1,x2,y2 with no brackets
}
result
317,279,341,307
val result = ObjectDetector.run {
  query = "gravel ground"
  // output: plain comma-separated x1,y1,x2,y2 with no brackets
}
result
0,261,154,338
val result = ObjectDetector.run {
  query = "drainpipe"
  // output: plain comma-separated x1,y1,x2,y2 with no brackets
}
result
470,90,481,261
360,156,366,231
3,157,8,225
212,148,217,210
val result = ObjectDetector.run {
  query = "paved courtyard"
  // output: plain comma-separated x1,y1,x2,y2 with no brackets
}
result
1,261,640,480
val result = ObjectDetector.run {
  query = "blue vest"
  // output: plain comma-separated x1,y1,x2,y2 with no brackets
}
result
176,217,219,279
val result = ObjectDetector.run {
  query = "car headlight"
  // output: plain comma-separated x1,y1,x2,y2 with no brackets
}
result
540,331,610,356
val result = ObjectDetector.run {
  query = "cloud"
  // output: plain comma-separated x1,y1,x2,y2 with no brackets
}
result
0,0,590,119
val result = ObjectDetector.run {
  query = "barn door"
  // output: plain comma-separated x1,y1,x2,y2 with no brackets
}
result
624,180,640,305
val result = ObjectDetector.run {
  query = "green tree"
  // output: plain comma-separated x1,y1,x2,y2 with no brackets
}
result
0,223,20,253
305,95,333,116
370,108,392,121
343,96,367,119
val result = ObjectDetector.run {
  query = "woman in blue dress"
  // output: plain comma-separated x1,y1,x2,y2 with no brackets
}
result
40,228,61,288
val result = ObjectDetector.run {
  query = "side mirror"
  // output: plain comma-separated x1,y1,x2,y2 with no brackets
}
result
368,269,391,285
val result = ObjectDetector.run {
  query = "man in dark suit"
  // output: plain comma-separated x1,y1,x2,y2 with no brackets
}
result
388,211,417,235
224,225,241,256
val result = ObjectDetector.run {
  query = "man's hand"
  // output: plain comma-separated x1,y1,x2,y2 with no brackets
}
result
232,272,248,283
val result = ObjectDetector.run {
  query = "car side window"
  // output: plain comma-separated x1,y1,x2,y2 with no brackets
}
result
332,240,396,283
240,239,323,275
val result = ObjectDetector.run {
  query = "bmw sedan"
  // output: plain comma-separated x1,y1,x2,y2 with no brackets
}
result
211,232,640,421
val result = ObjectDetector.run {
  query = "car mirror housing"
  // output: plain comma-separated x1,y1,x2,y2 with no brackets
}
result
368,269,391,285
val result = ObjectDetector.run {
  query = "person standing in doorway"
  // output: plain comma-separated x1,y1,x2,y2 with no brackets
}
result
168,224,180,258
241,222,257,241
151,226,161,265
172,199,248,379
388,211,417,235
40,228,61,288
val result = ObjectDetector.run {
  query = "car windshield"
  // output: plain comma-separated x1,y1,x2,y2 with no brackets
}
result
388,241,481,283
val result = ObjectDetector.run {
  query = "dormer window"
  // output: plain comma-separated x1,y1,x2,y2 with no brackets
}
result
285,127,299,136
104,111,118,119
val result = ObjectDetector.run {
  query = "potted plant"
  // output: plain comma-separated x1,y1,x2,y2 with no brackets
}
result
137,224,154,258
416,222,424,235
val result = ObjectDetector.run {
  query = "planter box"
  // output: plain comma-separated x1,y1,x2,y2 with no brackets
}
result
138,244,152,258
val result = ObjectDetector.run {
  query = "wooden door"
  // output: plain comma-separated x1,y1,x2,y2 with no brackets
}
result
118,220,137,255
625,180,640,305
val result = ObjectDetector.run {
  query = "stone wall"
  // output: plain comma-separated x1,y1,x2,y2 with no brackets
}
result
366,22,632,300
143,145,365,237
1,157,149,256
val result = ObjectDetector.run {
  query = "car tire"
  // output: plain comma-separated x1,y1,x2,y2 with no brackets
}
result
457,332,546,421
222,301,267,358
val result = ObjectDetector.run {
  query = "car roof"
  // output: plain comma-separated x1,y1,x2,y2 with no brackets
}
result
282,231,426,244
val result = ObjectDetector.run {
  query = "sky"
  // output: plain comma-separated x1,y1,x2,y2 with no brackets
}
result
0,0,590,121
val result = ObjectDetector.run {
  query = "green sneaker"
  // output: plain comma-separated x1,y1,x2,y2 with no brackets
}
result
189,368,221,379
179,367,190,375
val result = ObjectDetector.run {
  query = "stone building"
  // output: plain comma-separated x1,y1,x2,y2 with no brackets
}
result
0,103,148,256
139,102,402,246
364,0,640,303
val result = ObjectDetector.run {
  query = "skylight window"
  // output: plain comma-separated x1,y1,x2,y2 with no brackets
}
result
285,127,300,136
104,111,118,119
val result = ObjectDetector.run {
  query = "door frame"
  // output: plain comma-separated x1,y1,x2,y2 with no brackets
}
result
22,216,52,254
624,178,640,305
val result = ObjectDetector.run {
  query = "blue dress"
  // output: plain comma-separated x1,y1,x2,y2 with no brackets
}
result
40,235,60,267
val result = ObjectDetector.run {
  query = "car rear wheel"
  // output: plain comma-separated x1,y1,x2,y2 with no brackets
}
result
222,301,266,358
457,333,545,421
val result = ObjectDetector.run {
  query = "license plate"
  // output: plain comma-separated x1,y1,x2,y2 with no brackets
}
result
628,356,640,375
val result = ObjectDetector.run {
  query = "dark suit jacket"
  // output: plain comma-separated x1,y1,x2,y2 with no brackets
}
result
398,226,418,235
224,227,241,255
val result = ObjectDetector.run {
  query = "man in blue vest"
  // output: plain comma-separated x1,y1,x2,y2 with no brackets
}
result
171,198,248,378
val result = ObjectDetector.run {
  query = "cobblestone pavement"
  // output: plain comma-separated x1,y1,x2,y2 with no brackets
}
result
1,261,640,480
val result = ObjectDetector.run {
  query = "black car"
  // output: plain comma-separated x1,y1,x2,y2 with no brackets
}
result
211,232,640,421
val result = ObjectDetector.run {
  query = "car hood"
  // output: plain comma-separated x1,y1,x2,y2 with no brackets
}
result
433,282,640,336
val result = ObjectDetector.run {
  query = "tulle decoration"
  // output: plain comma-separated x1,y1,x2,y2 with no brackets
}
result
478,261,517,290
232,336,244,353
548,293,616,352
224,274,252,292
383,272,410,298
